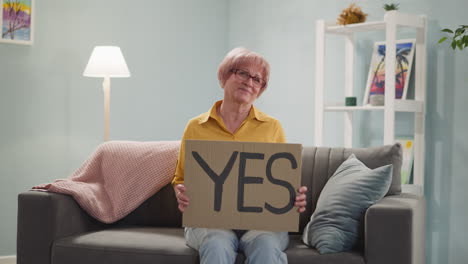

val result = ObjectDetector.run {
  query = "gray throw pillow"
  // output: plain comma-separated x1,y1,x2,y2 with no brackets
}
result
302,154,393,254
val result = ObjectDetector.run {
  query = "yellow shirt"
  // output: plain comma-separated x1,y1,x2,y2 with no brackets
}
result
172,100,286,185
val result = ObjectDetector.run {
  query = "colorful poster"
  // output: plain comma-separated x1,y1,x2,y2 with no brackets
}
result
396,137,415,185
363,39,415,105
1,0,34,44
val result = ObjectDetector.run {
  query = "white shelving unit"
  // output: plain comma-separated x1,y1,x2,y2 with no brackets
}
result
314,11,427,190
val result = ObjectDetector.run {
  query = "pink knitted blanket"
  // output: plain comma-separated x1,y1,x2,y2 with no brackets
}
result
33,141,180,223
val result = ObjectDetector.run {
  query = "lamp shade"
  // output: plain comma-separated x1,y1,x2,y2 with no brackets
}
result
83,46,131,77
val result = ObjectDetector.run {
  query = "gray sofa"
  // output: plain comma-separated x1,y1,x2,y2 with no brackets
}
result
17,144,425,264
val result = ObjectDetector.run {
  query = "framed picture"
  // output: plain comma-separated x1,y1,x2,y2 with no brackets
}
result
363,39,415,105
395,137,414,185
0,0,34,45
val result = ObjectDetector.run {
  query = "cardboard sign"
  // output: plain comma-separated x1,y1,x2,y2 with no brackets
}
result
183,140,302,232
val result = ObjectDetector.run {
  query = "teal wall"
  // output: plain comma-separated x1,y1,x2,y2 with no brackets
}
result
1,0,467,263
228,1,468,264
0,0,228,256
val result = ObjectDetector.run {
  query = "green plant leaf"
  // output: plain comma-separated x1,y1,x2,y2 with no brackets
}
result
383,3,399,11
455,27,465,37
438,37,448,43
439,25,467,50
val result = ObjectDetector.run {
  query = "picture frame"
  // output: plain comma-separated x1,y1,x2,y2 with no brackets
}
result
363,39,415,105
0,0,34,45
395,137,414,185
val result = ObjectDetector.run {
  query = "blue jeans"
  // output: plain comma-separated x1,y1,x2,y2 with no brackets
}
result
185,227,289,264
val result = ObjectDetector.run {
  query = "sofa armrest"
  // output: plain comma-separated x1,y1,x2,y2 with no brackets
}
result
17,191,105,264
365,193,425,264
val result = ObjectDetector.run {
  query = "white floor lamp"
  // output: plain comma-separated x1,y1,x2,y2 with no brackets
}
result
83,46,130,141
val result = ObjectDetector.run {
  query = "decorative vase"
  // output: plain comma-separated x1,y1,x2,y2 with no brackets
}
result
369,94,384,106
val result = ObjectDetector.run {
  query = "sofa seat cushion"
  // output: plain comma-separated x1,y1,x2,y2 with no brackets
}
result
52,228,365,264
52,227,199,264
286,235,365,264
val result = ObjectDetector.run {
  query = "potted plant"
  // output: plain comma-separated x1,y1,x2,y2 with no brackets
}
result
439,25,468,50
382,3,400,23
336,3,368,25
383,3,399,11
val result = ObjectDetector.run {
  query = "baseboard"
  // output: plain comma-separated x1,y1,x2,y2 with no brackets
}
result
0,256,16,264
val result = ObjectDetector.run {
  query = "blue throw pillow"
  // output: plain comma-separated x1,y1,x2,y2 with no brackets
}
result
302,154,392,254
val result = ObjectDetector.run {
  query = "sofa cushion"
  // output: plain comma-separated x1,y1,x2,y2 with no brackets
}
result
52,227,250,264
52,227,199,264
287,235,365,264
114,184,182,228
298,144,402,233
302,154,393,254
51,227,365,264
342,144,401,196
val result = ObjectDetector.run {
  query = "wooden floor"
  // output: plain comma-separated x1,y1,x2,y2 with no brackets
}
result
0,256,16,264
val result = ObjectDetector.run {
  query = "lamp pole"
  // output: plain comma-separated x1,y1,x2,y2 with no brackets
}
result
103,77,111,141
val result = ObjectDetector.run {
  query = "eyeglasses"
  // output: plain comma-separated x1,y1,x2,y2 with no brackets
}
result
231,69,265,88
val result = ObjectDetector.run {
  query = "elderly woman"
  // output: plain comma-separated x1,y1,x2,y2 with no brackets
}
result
172,47,307,264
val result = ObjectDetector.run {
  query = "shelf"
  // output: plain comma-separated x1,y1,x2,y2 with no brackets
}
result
324,105,384,111
324,100,424,113
325,12,425,35
315,12,426,189
326,21,386,34
394,100,424,112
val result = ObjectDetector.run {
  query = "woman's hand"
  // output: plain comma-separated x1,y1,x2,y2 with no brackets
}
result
174,184,189,213
295,186,308,213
